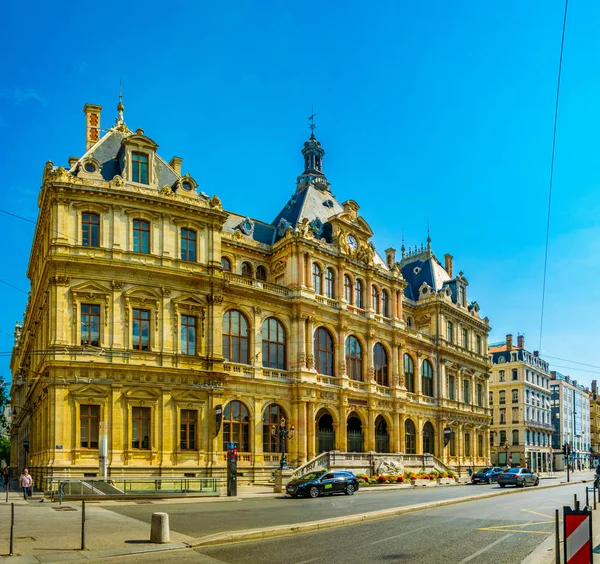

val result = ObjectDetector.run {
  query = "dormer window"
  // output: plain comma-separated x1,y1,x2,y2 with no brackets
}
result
84,163,96,173
458,285,465,306
132,152,149,184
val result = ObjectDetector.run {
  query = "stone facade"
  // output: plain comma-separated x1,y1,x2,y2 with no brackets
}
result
10,100,492,484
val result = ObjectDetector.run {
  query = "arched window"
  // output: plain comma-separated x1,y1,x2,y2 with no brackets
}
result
82,212,100,247
221,257,232,272
405,419,416,454
373,343,388,386
263,404,285,453
422,359,434,397
222,310,250,364
372,286,379,314
241,262,253,277
344,274,353,303
355,279,364,308
406,317,413,328
256,265,267,281
325,268,335,299
345,336,363,381
404,353,415,393
312,263,323,294
314,327,334,376
262,317,286,370
381,290,390,317
223,400,250,452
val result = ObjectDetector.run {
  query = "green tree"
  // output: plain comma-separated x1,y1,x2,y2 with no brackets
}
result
0,437,9,466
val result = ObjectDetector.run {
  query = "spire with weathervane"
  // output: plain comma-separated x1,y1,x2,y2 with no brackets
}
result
297,108,329,191
115,82,129,132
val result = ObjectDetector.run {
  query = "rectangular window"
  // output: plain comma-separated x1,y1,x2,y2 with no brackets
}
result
512,407,519,423
476,335,482,355
477,383,483,407
500,408,506,424
132,308,150,351
458,286,465,306
180,315,197,355
180,228,197,262
464,433,471,457
447,321,453,343
499,370,505,382
477,434,483,457
463,380,470,404
80,405,99,448
461,328,468,349
133,219,150,253
512,369,518,381
499,391,506,404
489,391,493,405
82,212,100,247
448,375,455,400
132,406,151,449
132,152,149,184
180,409,197,450
512,389,519,403
81,304,100,346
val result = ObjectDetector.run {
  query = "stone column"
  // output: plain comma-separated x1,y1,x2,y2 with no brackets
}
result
307,402,315,461
305,316,315,370
252,307,262,368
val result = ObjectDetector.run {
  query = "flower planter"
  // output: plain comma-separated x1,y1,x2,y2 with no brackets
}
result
410,479,431,486
437,478,454,485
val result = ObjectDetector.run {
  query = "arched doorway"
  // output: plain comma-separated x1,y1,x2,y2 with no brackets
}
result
423,421,435,455
375,416,389,453
316,411,335,453
347,413,363,452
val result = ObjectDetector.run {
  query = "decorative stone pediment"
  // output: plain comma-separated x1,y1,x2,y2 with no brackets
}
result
71,281,111,299
124,388,160,402
172,390,207,404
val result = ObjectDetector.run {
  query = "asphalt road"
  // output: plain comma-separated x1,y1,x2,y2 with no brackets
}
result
103,474,578,539
88,480,594,564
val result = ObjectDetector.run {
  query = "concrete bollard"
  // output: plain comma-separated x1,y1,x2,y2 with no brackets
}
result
150,512,170,544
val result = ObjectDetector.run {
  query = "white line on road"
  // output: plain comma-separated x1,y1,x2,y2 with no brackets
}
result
369,525,430,545
459,533,513,563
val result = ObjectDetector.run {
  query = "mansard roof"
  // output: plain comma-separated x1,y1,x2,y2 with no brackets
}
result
401,251,452,300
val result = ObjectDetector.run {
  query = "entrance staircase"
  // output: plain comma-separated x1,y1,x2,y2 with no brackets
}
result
291,451,452,478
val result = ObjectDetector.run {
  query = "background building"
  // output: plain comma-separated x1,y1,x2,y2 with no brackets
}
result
488,335,553,472
10,100,492,484
590,382,600,468
551,371,591,471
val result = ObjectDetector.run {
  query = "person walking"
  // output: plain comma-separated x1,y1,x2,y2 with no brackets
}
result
20,468,33,500
2,467,9,490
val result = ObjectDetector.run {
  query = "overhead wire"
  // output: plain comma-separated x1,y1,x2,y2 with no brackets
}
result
539,0,569,352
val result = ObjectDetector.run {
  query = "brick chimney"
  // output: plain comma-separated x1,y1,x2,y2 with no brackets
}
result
68,156,79,169
385,248,396,268
517,335,524,349
506,334,513,350
83,104,102,151
592,380,597,394
444,254,453,278
533,350,539,357
169,156,183,175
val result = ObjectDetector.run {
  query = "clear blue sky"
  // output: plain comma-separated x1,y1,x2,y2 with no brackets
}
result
1,0,599,386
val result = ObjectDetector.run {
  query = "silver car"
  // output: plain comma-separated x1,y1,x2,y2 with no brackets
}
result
497,467,539,488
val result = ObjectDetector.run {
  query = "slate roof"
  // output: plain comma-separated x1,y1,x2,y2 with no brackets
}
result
401,253,452,300
222,213,276,245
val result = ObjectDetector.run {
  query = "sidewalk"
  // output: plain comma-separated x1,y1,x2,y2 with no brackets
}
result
0,473,597,563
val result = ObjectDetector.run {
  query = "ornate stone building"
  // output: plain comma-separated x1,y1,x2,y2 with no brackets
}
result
10,100,491,483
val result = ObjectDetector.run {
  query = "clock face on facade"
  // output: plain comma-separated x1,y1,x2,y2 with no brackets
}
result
347,234,358,250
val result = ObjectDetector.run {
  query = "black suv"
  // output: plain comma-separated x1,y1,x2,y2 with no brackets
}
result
286,470,360,498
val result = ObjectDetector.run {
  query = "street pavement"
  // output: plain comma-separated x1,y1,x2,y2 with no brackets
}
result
0,471,598,563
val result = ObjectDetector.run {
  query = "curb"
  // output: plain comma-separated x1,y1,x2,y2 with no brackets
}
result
190,478,592,548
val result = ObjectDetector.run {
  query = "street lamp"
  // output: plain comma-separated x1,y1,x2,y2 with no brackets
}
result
271,417,295,470
504,442,509,468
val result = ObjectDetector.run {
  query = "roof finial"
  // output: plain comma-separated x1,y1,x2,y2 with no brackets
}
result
427,221,431,250
116,80,125,125
308,105,316,139
401,231,406,259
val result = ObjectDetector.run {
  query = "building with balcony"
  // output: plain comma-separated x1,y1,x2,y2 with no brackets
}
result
551,371,591,470
9,99,492,484
488,335,553,472
589,381,600,468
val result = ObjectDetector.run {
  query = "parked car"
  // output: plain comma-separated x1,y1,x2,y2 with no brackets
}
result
286,470,360,498
471,467,504,484
497,467,539,488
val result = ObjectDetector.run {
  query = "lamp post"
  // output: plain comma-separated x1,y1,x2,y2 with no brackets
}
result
504,442,509,469
271,417,295,470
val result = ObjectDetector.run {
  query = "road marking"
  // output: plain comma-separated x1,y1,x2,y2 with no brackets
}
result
520,509,555,520
368,525,430,545
459,533,513,562
477,521,553,535
294,559,319,564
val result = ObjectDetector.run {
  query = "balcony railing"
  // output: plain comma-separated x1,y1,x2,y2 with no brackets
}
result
224,273,290,297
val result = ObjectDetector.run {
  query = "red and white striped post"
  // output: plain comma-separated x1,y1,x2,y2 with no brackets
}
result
563,505,593,563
